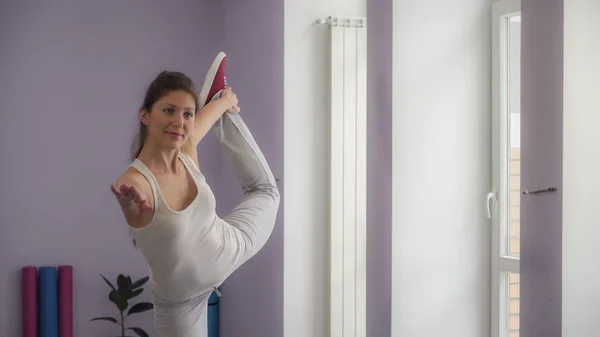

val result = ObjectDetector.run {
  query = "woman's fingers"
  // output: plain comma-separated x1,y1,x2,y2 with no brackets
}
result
119,184,131,198
221,86,239,105
129,186,152,212
140,200,152,212
113,184,136,204
110,184,122,199
111,184,152,212
124,185,152,212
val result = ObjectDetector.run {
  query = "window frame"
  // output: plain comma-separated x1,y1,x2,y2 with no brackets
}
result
490,1,522,337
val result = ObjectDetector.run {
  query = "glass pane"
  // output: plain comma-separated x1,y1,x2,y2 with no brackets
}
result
506,15,521,258
506,272,520,337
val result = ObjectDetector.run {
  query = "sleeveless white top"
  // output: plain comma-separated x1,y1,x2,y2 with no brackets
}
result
127,152,232,303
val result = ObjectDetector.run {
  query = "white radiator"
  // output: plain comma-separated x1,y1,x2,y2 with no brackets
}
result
319,15,367,337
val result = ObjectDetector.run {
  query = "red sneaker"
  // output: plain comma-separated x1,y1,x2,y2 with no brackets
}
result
199,51,227,108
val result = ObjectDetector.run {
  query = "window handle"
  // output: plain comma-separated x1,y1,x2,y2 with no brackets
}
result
522,187,558,195
486,191,497,219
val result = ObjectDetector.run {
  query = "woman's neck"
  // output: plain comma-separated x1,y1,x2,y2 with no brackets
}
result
136,141,181,174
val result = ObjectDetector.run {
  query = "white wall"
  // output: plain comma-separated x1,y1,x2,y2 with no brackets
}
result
391,0,492,336
562,1,600,336
284,0,366,336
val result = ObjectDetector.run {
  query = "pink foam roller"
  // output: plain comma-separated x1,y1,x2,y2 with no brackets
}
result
21,266,38,337
58,265,73,337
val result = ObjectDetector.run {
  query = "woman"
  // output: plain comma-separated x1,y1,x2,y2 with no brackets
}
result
110,52,280,337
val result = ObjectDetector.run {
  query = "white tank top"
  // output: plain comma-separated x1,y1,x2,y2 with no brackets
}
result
127,152,234,303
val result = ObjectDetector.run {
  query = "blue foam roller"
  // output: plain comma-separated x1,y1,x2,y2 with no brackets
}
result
39,266,59,337
207,291,219,337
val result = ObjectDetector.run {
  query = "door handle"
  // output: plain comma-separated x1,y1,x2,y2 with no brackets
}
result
522,187,558,195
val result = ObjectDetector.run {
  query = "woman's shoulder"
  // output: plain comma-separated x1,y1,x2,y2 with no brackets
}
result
115,166,151,192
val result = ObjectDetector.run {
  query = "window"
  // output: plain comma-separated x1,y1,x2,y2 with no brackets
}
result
490,1,521,337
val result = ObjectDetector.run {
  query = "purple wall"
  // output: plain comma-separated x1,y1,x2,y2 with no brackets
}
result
212,1,285,337
366,0,393,336
0,1,284,336
520,0,563,336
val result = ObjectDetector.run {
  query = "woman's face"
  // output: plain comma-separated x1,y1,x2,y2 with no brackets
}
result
141,90,196,150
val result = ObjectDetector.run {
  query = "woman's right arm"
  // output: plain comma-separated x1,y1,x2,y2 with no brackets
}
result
110,171,154,229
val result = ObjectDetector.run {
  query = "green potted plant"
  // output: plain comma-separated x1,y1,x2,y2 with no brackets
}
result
91,274,154,337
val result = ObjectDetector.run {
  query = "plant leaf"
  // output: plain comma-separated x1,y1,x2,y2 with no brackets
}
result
127,327,150,337
99,274,116,291
130,276,149,289
90,316,119,324
124,288,143,299
117,274,129,291
109,289,128,312
127,302,154,316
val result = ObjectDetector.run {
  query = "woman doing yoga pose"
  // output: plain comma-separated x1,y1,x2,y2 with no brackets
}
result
110,52,280,337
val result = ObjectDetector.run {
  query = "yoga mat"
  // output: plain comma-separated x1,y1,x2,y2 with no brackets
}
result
21,266,38,337
207,291,219,337
58,265,73,337
39,266,59,337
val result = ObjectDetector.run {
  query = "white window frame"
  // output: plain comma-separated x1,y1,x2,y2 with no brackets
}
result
490,1,521,337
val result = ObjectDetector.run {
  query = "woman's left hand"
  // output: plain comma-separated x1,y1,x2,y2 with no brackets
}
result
221,86,241,113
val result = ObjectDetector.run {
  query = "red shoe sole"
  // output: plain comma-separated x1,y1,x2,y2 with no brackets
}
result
199,52,227,107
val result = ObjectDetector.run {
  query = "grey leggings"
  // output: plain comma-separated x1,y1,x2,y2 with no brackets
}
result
154,112,280,337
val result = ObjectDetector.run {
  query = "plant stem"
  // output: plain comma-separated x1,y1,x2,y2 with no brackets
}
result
120,311,125,337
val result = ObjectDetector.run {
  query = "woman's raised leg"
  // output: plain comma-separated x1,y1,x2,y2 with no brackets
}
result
214,110,280,271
